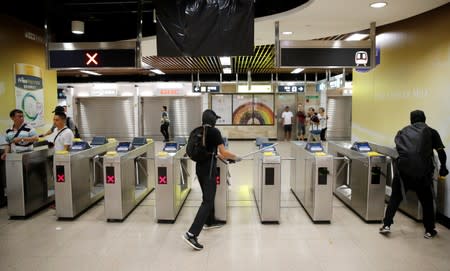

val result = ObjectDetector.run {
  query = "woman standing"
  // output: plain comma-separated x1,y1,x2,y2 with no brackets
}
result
318,107,328,141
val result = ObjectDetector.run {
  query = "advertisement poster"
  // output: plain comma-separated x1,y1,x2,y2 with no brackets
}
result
211,95,232,125
14,63,44,127
232,94,253,125
253,94,274,125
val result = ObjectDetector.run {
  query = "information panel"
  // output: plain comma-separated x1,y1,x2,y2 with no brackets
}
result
49,49,136,69
211,95,232,125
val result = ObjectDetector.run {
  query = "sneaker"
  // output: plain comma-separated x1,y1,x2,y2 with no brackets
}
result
182,233,203,250
424,229,437,239
379,225,391,234
203,222,225,230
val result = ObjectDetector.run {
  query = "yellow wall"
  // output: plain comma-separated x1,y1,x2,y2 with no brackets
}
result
0,15,57,134
352,5,450,148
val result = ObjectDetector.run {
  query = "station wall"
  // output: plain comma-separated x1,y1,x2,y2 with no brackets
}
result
352,4,450,216
0,15,57,134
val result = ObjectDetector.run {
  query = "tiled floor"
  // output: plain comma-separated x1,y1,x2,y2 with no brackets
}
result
0,141,449,271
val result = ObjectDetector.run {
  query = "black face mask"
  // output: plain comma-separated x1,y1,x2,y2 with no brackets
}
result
410,110,426,124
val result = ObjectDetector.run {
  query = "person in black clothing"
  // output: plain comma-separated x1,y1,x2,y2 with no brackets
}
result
183,109,241,251
380,110,448,239
160,106,170,142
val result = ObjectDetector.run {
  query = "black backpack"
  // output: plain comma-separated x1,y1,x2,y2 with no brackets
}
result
395,122,433,179
186,125,212,162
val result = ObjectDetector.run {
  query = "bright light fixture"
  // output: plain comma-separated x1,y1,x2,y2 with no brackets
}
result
71,21,84,34
370,2,387,8
150,69,165,75
219,57,231,66
291,68,304,74
80,70,101,76
223,68,232,74
345,33,369,41
282,31,293,35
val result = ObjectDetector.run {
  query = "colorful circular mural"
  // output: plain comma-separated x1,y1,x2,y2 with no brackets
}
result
232,102,274,125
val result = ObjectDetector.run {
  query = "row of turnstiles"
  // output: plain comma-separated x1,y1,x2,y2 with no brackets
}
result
0,136,425,224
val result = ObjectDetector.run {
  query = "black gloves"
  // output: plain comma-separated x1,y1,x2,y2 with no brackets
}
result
439,166,449,177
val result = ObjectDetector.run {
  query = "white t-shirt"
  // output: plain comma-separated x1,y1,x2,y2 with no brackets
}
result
281,111,293,125
319,114,328,130
50,127,74,151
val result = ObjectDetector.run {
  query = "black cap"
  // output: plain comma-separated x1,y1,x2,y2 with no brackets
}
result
202,109,221,126
52,106,65,113
410,110,426,124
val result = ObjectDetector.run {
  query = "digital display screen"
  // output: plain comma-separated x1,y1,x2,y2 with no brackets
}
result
116,142,131,152
306,142,323,152
265,168,275,185
356,142,371,152
261,143,275,151
163,143,178,152
105,167,115,184
56,166,65,183
49,49,136,69
132,137,147,147
91,136,108,146
157,167,168,184
71,141,89,151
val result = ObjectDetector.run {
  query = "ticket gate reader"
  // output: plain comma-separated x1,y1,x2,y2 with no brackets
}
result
5,146,54,217
328,141,388,222
155,143,193,223
369,143,423,220
54,137,116,219
291,142,334,222
103,138,155,221
253,143,281,223
215,157,231,222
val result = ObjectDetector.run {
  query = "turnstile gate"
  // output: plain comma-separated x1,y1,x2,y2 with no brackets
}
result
253,143,281,223
155,143,193,223
5,146,54,217
54,137,116,219
0,147,6,207
291,142,334,222
215,157,230,222
103,138,155,221
328,141,388,222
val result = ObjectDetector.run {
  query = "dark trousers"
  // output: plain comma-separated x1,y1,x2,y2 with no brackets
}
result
320,128,327,141
383,174,435,232
160,123,169,141
188,161,217,237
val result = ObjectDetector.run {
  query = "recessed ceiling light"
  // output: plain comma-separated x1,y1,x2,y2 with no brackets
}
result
80,70,101,76
282,31,293,35
345,33,369,41
71,21,84,34
219,56,231,66
291,68,304,74
223,68,232,74
370,2,387,8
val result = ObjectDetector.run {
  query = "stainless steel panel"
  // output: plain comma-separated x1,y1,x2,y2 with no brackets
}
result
280,40,372,49
142,97,202,141
77,97,136,141
6,147,54,217
0,148,6,207
326,97,352,140
103,142,155,220
215,158,229,222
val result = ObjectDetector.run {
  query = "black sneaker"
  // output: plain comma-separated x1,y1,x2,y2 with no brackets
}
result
203,222,225,230
182,233,203,250
379,225,391,234
424,229,437,239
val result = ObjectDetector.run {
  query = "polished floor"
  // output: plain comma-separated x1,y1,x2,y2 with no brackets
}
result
0,141,449,271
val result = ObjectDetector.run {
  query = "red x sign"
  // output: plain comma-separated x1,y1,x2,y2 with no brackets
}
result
216,175,220,185
86,52,98,65
106,175,115,184
57,174,65,182
158,175,167,185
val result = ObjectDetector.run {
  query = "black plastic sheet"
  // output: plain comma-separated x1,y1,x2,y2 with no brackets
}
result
156,0,254,57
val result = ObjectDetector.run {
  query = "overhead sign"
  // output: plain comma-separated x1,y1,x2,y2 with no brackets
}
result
193,85,220,93
278,85,305,93
279,40,372,68
49,49,136,69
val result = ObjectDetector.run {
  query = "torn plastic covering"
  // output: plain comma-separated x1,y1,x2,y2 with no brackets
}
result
156,0,254,57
